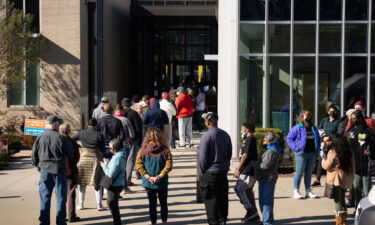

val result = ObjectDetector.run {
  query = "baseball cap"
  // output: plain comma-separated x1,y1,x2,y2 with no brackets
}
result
202,112,218,123
101,96,109,103
46,115,63,124
162,92,169,99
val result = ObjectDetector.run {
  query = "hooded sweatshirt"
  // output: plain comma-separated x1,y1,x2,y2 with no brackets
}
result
136,144,173,189
142,101,169,131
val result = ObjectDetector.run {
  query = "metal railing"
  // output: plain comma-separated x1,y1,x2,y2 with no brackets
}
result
135,0,217,7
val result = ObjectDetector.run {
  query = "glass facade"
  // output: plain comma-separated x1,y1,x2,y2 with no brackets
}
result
239,0,374,132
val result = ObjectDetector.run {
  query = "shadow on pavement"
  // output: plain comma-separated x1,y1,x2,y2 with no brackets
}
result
277,215,354,225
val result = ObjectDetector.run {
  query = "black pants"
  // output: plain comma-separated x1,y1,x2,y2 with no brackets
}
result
107,186,123,225
145,188,168,224
316,157,324,181
200,171,229,225
67,176,78,220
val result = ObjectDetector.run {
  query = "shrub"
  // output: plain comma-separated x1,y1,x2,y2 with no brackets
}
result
252,128,285,157
0,152,10,169
0,134,23,155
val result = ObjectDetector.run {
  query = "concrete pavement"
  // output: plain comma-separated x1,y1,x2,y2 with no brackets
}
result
0,146,355,225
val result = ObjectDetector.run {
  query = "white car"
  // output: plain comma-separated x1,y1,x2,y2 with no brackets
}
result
355,186,375,225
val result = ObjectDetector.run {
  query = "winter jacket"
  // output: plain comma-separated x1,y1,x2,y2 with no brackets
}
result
252,145,282,184
113,112,135,148
196,92,206,111
136,144,173,189
322,149,355,189
175,93,194,118
123,106,143,144
142,101,169,131
31,129,74,174
92,103,105,119
286,123,321,153
102,150,127,187
97,114,125,146
159,99,177,123
65,135,80,178
72,127,106,153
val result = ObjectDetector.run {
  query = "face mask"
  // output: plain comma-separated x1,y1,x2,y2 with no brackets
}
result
262,144,268,149
241,133,247,139
351,120,358,126
304,118,312,125
328,112,337,118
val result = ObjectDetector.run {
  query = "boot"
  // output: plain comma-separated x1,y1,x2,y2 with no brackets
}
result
336,211,347,225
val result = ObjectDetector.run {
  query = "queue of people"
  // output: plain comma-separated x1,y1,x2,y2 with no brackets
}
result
30,93,374,225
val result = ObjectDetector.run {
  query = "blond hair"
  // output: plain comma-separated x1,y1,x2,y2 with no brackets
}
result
142,127,166,148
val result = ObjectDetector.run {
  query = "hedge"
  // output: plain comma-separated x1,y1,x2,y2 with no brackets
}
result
252,128,285,157
0,153,10,168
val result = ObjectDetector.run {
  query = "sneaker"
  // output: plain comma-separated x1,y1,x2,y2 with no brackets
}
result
189,144,194,148
97,204,105,211
76,204,84,210
241,211,259,222
68,217,81,223
294,189,303,199
128,182,136,187
305,190,318,199
311,180,321,186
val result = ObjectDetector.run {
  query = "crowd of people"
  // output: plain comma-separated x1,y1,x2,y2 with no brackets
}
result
30,86,374,225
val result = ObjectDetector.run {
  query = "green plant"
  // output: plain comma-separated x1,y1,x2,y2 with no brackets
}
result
252,128,285,156
0,152,10,168
0,133,22,155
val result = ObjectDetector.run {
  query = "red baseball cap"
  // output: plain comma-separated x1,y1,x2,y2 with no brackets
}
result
162,93,169,99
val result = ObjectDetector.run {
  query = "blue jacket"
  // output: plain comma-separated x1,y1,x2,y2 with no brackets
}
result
103,150,127,187
142,101,169,131
287,123,321,153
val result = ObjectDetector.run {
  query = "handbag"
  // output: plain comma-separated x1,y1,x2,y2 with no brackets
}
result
324,183,335,199
100,170,122,190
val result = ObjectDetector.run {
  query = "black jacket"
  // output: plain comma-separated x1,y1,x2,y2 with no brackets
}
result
123,107,143,144
97,114,125,146
31,129,74,174
73,127,106,153
142,101,169,131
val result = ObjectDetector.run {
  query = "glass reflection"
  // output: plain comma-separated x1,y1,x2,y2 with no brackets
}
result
345,24,367,53
269,0,291,21
320,24,341,53
269,24,290,53
294,25,315,53
344,57,367,110
240,24,265,53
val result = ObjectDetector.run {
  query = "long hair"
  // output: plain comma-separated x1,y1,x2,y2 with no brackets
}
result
330,134,353,174
297,110,312,124
142,127,166,148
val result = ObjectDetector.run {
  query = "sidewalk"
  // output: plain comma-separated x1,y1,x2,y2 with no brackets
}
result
0,145,355,225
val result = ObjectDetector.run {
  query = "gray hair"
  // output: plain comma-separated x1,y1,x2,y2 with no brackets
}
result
59,123,71,135
264,132,277,143
109,139,122,152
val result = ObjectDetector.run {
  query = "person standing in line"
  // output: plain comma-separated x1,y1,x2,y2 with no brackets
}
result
312,105,340,187
322,134,355,225
160,92,177,149
170,93,179,149
113,104,136,194
344,110,374,208
175,87,194,148
287,111,321,199
31,116,74,225
139,95,151,118
143,100,169,132
130,95,140,111
234,122,260,223
97,103,125,157
73,118,106,211
252,132,283,225
59,123,81,223
136,128,173,225
198,112,232,225
100,139,127,225
122,97,143,182
195,87,206,132
92,97,109,119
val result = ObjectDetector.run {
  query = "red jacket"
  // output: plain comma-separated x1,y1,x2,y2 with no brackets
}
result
175,93,194,118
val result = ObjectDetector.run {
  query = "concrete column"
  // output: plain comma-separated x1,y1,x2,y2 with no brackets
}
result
218,0,239,159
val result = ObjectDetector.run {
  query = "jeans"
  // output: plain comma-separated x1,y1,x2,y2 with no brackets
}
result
178,117,193,146
234,177,257,213
353,174,372,207
333,186,347,212
107,186,123,225
259,180,276,225
126,142,140,185
146,188,168,224
39,169,67,225
201,171,229,225
294,152,317,190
